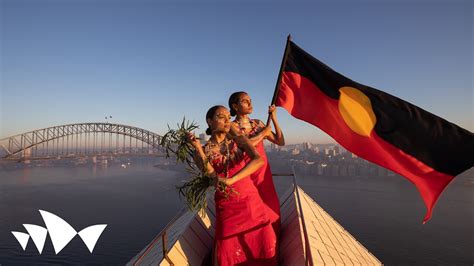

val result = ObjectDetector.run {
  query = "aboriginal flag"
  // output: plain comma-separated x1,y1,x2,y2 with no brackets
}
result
275,40,473,223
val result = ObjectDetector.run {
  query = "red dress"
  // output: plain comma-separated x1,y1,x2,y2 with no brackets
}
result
235,119,281,239
205,139,277,266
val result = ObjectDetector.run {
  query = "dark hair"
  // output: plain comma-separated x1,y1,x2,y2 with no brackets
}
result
228,91,247,117
205,105,226,135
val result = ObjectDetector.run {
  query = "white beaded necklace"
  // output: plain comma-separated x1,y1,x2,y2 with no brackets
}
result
237,117,252,131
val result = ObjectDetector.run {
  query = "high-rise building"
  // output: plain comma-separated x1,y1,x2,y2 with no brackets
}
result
313,146,320,154
270,143,277,152
324,148,330,155
303,142,311,151
199,133,208,145
334,145,340,155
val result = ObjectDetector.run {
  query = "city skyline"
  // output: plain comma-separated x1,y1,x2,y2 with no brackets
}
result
1,0,472,144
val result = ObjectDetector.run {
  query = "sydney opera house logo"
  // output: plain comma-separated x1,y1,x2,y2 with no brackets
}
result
11,210,107,254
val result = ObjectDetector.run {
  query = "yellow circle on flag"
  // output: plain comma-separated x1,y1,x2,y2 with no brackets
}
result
338,86,377,137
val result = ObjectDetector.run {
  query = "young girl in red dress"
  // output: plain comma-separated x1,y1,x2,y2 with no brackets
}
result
228,91,285,240
187,105,277,266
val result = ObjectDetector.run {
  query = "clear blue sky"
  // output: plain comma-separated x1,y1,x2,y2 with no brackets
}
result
1,0,472,144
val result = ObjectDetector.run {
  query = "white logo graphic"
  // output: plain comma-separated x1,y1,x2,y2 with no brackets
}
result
11,210,107,254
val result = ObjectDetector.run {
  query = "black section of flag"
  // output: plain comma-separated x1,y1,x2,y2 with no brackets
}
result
284,41,474,176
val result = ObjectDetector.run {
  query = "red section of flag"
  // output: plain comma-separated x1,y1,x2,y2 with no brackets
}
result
276,71,455,223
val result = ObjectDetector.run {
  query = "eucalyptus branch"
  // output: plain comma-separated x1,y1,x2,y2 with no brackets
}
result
160,117,234,213
160,117,199,168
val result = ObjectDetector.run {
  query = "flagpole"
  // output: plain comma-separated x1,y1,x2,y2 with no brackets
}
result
267,34,292,126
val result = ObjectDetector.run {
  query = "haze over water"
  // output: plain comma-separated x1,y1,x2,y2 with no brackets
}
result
0,157,472,265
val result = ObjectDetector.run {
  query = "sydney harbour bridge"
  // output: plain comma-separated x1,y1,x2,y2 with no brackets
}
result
0,123,164,161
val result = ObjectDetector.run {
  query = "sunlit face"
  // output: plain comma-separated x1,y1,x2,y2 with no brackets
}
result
207,107,231,134
233,93,253,115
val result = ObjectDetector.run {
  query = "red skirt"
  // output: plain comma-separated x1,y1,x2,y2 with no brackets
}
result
214,175,277,266
250,141,281,238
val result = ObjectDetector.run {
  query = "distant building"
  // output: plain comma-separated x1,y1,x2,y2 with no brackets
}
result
339,146,348,154
303,142,311,151
291,148,300,155
199,133,208,145
280,146,289,152
313,146,320,154
334,145,340,155
270,143,278,152
324,148,330,155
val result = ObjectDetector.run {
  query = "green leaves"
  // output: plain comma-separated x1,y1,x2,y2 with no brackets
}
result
160,117,238,214
160,117,199,169
177,169,214,214
160,117,211,213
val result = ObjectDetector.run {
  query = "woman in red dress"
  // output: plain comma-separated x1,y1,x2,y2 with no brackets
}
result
228,91,285,240
187,105,277,266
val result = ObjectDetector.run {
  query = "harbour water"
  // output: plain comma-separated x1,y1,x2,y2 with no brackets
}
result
0,157,472,265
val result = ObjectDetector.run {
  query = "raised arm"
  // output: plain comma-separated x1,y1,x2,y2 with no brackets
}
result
230,122,271,146
265,105,285,146
222,136,264,186
230,106,284,147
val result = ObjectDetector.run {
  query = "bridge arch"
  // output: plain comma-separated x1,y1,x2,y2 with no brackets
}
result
0,123,163,158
